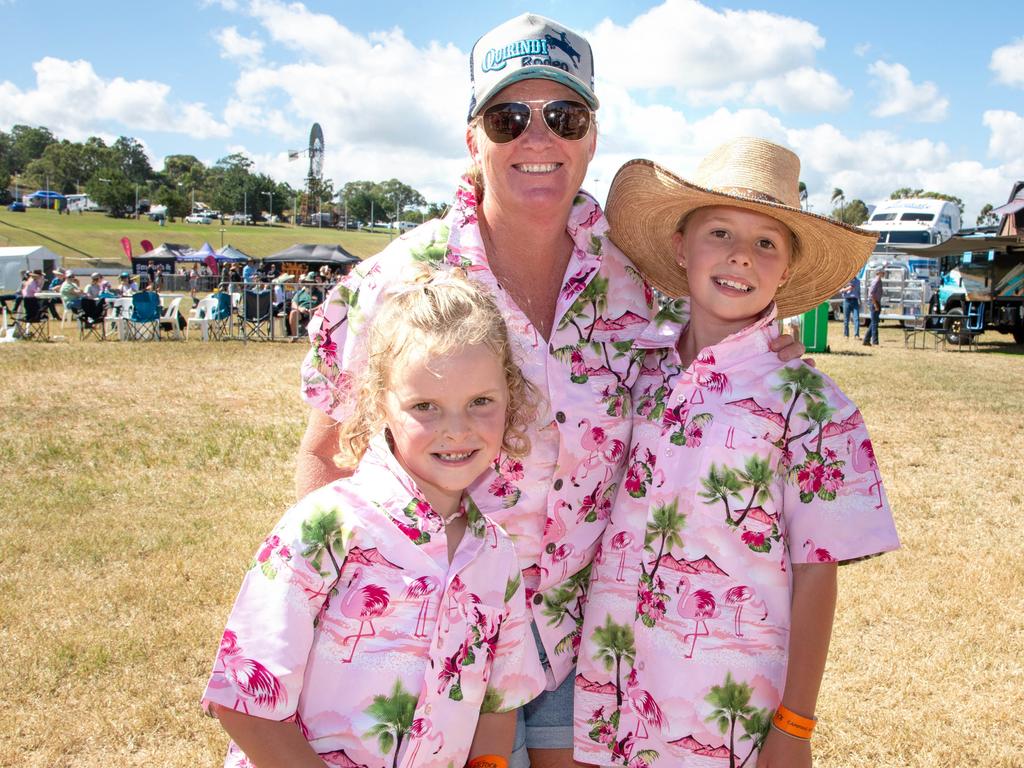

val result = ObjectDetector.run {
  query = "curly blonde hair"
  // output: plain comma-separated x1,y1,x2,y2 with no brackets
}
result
335,266,537,469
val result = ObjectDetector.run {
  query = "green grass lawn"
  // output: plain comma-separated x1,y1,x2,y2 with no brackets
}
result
0,207,395,267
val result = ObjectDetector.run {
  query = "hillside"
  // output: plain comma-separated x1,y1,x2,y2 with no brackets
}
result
0,208,394,267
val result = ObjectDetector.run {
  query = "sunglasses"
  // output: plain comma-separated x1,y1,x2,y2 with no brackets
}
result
481,99,593,144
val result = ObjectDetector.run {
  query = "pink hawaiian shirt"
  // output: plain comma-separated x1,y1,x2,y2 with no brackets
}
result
202,434,545,768
300,178,661,687
573,307,900,767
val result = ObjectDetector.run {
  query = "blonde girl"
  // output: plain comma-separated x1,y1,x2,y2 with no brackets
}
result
203,268,545,768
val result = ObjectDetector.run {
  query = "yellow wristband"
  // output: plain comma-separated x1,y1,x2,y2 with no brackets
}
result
772,703,816,740
467,756,509,768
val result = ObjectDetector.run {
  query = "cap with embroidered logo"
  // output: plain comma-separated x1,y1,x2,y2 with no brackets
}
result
468,13,598,121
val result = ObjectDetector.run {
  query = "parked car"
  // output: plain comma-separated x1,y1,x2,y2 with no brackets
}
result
230,213,253,224
185,213,212,224
7,201,26,212
397,221,418,231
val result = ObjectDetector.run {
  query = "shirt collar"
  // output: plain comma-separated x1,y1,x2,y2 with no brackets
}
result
354,432,484,545
637,303,781,370
446,176,609,273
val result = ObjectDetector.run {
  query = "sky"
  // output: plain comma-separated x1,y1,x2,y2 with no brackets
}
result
2,0,1022,222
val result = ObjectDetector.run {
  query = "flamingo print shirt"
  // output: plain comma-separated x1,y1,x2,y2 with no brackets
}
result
300,177,661,687
573,307,900,768
202,435,546,768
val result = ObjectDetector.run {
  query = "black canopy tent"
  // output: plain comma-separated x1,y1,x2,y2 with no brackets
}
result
262,243,360,269
131,243,191,275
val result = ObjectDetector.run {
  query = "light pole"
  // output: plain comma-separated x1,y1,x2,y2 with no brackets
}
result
263,191,273,226
293,193,298,227
134,183,140,219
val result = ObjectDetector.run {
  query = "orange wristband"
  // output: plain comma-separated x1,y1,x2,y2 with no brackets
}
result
467,756,509,768
772,703,816,740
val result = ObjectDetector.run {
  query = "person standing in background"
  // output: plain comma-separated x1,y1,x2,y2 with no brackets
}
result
863,269,883,346
841,274,861,338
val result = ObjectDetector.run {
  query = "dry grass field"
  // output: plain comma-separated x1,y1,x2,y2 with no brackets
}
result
1,324,1021,767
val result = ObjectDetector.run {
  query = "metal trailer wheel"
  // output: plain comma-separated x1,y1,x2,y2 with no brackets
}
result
943,306,967,346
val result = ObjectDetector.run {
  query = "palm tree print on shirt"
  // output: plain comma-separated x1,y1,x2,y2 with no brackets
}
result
299,506,351,626
591,615,636,708
703,672,772,768
543,564,593,659
636,500,685,626
363,679,417,768
700,463,781,555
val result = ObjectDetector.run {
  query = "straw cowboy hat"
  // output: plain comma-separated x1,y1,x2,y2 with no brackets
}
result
606,137,878,318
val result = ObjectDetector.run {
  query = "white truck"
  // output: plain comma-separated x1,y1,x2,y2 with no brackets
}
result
861,198,961,250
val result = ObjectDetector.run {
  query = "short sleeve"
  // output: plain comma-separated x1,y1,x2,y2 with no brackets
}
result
781,379,900,566
481,550,547,712
299,271,372,422
201,499,350,720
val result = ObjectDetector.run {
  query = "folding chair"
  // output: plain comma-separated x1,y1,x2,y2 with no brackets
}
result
238,289,273,342
124,291,161,341
77,297,107,341
12,297,50,341
158,296,184,340
206,292,233,340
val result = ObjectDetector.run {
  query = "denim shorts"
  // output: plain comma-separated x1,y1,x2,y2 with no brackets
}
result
510,622,575,767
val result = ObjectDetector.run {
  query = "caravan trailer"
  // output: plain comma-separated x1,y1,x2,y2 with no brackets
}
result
861,198,961,250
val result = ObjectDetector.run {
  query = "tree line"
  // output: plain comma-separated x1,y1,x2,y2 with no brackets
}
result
0,124,441,224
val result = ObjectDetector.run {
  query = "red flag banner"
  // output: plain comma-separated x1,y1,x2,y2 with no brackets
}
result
204,254,219,275
120,237,133,260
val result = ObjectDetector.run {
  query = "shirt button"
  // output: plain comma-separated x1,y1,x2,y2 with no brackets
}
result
545,542,557,554
555,411,566,423
533,593,544,605
553,479,563,491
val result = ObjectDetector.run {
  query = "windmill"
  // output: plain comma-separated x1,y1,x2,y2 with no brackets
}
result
289,123,326,225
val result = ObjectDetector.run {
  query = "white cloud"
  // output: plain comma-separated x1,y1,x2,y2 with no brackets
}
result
215,26,264,63
983,110,1024,161
854,42,871,57
680,67,850,113
588,0,824,92
747,67,851,112
868,60,949,122
0,57,230,140
990,38,1024,88
216,0,469,184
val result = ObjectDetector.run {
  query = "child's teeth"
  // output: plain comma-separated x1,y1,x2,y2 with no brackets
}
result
716,278,752,292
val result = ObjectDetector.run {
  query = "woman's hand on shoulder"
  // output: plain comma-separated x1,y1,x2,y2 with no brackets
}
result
768,334,813,367
757,727,812,768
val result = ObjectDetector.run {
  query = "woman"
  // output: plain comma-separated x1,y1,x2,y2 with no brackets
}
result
295,14,802,768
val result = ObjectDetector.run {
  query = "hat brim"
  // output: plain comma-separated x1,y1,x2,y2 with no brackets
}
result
606,159,878,319
469,67,599,119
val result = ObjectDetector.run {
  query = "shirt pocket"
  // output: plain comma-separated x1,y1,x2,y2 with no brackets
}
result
688,415,786,559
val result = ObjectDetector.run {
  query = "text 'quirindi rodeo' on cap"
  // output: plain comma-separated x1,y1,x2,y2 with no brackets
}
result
468,13,599,121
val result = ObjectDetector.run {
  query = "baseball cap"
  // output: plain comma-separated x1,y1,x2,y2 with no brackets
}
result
468,13,598,121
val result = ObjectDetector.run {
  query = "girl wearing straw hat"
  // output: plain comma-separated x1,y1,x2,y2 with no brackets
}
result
573,138,900,768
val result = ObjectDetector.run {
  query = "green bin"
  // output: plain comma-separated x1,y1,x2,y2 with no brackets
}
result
799,301,830,353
